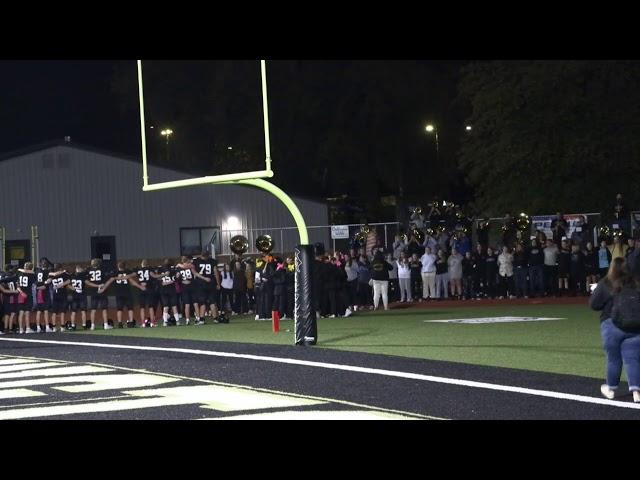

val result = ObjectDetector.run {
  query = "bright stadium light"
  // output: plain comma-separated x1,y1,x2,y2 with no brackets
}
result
425,124,439,163
160,129,174,161
465,125,472,131
226,216,241,231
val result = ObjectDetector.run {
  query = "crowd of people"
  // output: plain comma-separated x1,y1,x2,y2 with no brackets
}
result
0,251,299,333
384,227,640,302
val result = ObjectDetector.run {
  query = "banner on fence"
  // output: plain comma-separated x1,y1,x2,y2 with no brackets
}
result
531,214,587,239
330,225,350,239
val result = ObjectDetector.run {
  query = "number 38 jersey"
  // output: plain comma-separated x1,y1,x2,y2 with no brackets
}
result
176,265,195,285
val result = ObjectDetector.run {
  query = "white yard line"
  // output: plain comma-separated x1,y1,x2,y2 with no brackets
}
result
1,337,638,411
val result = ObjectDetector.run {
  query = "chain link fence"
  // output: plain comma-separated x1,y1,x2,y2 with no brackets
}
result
219,222,402,257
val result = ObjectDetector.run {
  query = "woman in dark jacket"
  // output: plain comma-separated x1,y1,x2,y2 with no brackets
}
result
589,257,640,402
370,251,393,311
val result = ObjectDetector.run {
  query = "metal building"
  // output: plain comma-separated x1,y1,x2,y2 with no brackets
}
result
0,140,329,268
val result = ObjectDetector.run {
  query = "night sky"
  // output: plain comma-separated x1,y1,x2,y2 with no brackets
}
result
0,59,469,221
0,60,138,155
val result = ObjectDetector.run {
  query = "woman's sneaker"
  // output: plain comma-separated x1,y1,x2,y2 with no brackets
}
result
600,384,616,400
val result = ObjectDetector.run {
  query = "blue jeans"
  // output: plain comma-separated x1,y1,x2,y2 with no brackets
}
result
600,318,640,391
528,265,544,296
514,268,528,297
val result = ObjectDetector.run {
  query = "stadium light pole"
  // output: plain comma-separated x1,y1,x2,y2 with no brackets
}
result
161,128,173,162
425,124,439,164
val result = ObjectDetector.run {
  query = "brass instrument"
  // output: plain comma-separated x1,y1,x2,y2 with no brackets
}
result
599,225,612,240
412,227,425,244
477,220,490,231
255,235,274,254
355,224,371,243
516,212,530,232
229,235,249,255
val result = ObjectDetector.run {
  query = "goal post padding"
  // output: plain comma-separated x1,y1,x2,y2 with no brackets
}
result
294,244,317,345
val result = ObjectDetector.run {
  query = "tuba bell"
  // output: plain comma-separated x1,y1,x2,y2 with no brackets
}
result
229,235,249,255
255,234,274,254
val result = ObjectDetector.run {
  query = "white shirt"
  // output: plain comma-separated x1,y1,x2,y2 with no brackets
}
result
397,261,411,279
498,253,514,277
420,253,437,273
221,272,233,289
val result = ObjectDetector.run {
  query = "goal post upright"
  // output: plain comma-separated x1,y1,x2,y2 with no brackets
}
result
136,59,318,346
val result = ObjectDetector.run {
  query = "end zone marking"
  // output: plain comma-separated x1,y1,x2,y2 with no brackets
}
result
424,317,565,324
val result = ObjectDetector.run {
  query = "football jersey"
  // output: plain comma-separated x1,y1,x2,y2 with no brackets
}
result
1,275,17,293
136,267,156,289
193,258,216,283
157,266,177,292
17,271,36,296
35,268,50,287
69,271,88,295
49,272,70,297
87,267,110,287
176,264,195,284
113,269,132,295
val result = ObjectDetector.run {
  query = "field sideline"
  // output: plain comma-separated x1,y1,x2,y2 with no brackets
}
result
72,301,608,381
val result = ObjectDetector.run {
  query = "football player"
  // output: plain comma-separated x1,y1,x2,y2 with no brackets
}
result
86,258,112,330
136,259,159,327
193,250,221,324
17,263,37,334
47,264,70,332
100,261,145,328
69,265,89,329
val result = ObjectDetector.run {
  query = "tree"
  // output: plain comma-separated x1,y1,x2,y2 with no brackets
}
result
457,60,640,216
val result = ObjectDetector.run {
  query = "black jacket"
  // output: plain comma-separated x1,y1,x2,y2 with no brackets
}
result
589,280,613,322
370,259,393,281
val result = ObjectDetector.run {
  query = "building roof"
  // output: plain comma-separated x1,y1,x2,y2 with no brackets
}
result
0,139,326,205
0,138,142,164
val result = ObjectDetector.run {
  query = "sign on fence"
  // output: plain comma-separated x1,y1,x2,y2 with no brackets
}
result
531,214,587,239
330,225,350,239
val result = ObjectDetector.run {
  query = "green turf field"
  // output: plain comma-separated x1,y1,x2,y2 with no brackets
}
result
74,303,609,380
